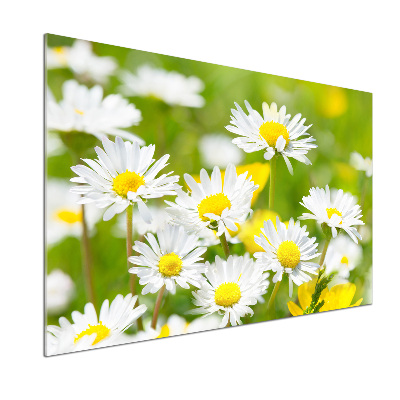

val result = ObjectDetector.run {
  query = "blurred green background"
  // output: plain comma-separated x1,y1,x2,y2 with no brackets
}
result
46,34,372,328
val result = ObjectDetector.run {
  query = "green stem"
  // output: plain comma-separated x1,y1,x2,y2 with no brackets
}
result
80,203,96,309
219,232,230,258
319,238,331,267
126,205,143,331
151,285,166,329
269,156,277,210
267,280,281,317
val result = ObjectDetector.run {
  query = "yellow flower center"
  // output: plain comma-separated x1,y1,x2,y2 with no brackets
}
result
158,253,183,277
54,46,65,54
74,321,111,346
259,121,290,147
157,324,170,338
197,193,231,221
55,209,83,224
277,240,301,269
214,282,241,307
113,170,146,198
74,108,84,115
326,208,342,221
341,256,349,265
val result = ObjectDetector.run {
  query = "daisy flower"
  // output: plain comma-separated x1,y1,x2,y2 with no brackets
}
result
70,136,180,222
119,64,205,107
192,255,270,327
128,224,207,295
199,134,243,168
46,294,146,355
46,180,101,245
299,185,364,243
287,280,363,316
46,269,75,315
226,101,317,174
254,217,320,296
350,152,372,177
325,235,362,279
166,164,258,237
47,80,143,144
47,40,117,84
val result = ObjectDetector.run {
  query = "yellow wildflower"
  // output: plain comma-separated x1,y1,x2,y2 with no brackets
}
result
319,87,348,118
287,279,363,316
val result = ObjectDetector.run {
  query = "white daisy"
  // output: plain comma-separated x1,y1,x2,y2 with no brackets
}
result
47,80,143,144
226,101,317,174
119,64,205,107
128,224,207,295
70,136,180,222
46,269,75,315
46,180,101,245
325,235,362,279
199,134,243,169
254,217,320,296
350,151,372,177
166,164,258,237
192,255,269,327
299,185,364,243
47,40,117,84
46,294,146,355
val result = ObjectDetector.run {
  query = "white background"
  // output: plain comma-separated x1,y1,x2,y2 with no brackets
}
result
1,1,399,398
